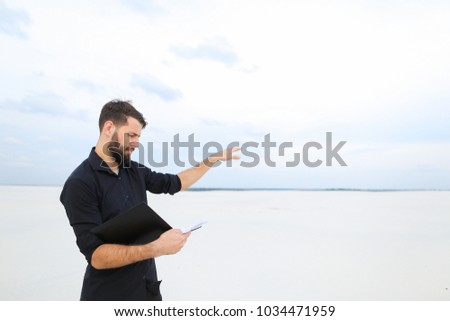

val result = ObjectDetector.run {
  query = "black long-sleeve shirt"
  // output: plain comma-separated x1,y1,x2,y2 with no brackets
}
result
60,148,181,300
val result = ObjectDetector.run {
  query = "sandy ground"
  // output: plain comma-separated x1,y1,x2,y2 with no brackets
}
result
1,186,449,300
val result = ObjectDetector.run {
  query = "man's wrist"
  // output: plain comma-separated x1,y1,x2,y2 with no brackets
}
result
143,241,162,259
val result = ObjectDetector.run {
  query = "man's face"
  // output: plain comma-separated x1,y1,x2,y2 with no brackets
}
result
108,117,142,167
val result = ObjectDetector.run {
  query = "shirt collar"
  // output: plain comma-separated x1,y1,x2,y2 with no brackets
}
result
88,147,116,175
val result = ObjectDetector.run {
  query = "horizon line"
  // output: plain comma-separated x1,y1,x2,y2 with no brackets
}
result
0,184,448,192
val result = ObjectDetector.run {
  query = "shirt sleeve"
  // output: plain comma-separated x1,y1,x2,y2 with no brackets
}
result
143,167,182,195
60,178,105,264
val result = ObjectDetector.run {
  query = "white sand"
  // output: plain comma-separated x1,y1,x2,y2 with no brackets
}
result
1,186,449,300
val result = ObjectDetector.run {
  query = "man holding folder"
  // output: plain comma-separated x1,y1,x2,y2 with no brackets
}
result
60,99,239,300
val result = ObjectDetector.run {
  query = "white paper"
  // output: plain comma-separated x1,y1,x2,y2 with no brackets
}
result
181,221,207,234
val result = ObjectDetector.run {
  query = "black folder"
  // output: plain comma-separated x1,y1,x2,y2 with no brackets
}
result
91,202,172,245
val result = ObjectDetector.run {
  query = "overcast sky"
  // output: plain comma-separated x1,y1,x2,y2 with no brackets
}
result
1,0,449,189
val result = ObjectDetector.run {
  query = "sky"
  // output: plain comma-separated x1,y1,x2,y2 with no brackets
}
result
0,0,449,189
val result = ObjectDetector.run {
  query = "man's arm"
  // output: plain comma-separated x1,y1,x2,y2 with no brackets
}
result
177,147,240,191
91,229,190,270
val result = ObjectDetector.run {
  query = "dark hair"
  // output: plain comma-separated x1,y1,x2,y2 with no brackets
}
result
99,99,147,131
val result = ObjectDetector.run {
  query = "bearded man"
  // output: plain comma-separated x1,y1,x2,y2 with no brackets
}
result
60,99,239,301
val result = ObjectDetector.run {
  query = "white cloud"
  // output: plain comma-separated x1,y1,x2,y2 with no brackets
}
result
2,136,22,145
2,155,33,168
130,74,182,101
0,1,30,39
171,38,239,67
346,142,450,172
0,0,449,188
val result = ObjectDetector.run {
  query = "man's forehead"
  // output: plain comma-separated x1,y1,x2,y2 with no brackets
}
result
121,117,143,132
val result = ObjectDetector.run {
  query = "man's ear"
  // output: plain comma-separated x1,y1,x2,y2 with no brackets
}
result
102,120,116,138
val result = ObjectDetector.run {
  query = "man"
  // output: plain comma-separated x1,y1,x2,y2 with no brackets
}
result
60,99,239,300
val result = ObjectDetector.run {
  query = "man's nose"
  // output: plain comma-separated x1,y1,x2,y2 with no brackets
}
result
129,137,140,147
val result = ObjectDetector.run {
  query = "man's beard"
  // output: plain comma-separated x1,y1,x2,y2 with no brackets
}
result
107,132,131,168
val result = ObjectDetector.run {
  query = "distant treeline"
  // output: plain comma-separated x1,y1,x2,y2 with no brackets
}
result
185,188,448,192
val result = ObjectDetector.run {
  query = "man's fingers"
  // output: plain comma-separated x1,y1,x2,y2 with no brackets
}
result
227,147,241,155
223,147,241,159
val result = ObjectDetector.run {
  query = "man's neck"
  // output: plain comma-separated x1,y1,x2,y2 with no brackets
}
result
95,142,120,175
